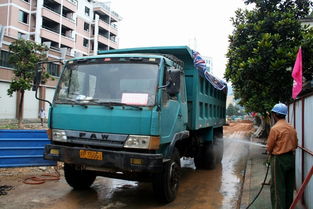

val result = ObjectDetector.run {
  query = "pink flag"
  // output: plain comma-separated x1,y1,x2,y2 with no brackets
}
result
292,48,302,99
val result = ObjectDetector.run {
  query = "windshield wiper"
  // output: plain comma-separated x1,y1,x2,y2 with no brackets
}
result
55,99,143,110
97,102,143,110
56,98,94,108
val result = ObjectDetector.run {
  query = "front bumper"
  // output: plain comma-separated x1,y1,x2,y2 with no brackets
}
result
44,144,163,173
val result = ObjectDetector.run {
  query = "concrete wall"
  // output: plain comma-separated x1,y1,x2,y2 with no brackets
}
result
0,82,16,119
23,90,39,119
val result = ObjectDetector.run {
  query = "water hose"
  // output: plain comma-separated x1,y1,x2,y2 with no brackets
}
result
245,155,271,209
23,166,60,185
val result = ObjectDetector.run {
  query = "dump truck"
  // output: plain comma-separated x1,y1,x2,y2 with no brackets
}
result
41,46,227,203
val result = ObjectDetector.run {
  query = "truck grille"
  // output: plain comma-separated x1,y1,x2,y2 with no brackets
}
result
65,130,128,148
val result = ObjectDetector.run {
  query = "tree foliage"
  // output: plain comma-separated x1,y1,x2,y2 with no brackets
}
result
226,104,238,116
7,39,49,126
226,103,245,116
225,0,313,115
7,39,48,96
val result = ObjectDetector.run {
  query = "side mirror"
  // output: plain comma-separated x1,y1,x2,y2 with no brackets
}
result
32,64,42,91
166,68,181,96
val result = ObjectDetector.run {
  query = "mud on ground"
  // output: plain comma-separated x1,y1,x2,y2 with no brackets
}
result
224,121,254,137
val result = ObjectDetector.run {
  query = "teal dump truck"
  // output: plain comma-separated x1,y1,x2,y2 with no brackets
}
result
42,46,227,202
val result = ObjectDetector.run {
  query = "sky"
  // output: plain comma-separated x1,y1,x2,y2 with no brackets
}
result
107,0,249,79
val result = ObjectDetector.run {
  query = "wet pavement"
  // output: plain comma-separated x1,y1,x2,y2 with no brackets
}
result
240,137,305,209
0,123,252,209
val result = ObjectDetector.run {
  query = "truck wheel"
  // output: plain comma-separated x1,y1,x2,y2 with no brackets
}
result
153,149,181,203
64,163,96,189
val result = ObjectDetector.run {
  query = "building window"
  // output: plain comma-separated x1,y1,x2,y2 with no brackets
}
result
84,22,89,31
85,7,90,16
83,38,89,47
47,63,60,77
0,50,14,68
18,10,29,24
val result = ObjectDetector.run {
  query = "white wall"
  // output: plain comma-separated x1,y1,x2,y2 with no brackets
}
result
23,90,39,119
0,82,17,119
45,87,56,113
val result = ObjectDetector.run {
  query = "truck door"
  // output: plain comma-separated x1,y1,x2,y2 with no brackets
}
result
159,67,188,145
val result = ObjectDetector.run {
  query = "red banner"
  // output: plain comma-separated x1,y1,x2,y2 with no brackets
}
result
292,48,303,99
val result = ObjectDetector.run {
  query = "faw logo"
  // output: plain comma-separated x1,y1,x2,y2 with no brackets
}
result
79,132,109,140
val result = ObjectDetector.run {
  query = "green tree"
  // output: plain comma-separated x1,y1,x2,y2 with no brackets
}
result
225,0,313,115
7,39,49,128
226,103,246,117
226,103,238,116
302,27,313,85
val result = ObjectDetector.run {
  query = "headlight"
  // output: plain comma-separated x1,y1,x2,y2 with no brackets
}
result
124,135,160,150
52,129,67,142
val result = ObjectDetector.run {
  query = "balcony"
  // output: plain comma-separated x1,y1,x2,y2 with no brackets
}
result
43,0,61,14
61,27,74,48
42,17,60,38
41,28,59,43
62,16,75,29
42,7,61,23
60,45,74,56
98,42,108,52
98,34,109,45
63,0,77,13
98,19,109,31
41,37,59,49
62,6,75,23
109,39,118,49
110,24,118,35
93,2,121,22
65,0,77,6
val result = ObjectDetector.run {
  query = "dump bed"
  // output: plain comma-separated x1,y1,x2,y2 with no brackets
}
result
99,46,227,130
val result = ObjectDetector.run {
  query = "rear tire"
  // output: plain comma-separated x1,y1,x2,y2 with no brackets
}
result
153,149,181,203
64,163,96,189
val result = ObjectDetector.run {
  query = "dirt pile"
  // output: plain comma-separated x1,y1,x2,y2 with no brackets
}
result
224,122,254,136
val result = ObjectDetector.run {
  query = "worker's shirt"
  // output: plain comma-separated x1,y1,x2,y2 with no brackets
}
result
266,119,298,155
39,111,46,119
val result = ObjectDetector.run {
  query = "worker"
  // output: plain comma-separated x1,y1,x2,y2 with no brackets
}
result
39,108,46,126
266,103,298,209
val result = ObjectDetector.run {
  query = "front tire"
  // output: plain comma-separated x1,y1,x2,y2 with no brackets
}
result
153,149,181,203
64,163,96,189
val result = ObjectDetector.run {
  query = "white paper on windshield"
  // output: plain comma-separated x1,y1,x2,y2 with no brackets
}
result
121,93,148,105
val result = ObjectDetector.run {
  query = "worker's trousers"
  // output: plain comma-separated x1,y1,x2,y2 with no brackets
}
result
270,152,295,209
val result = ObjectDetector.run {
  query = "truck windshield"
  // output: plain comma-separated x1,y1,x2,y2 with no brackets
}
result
54,61,159,106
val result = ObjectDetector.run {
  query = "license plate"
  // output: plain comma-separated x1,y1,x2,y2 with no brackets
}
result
79,150,103,160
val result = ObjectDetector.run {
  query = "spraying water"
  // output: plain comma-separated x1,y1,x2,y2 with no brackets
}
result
225,138,267,148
